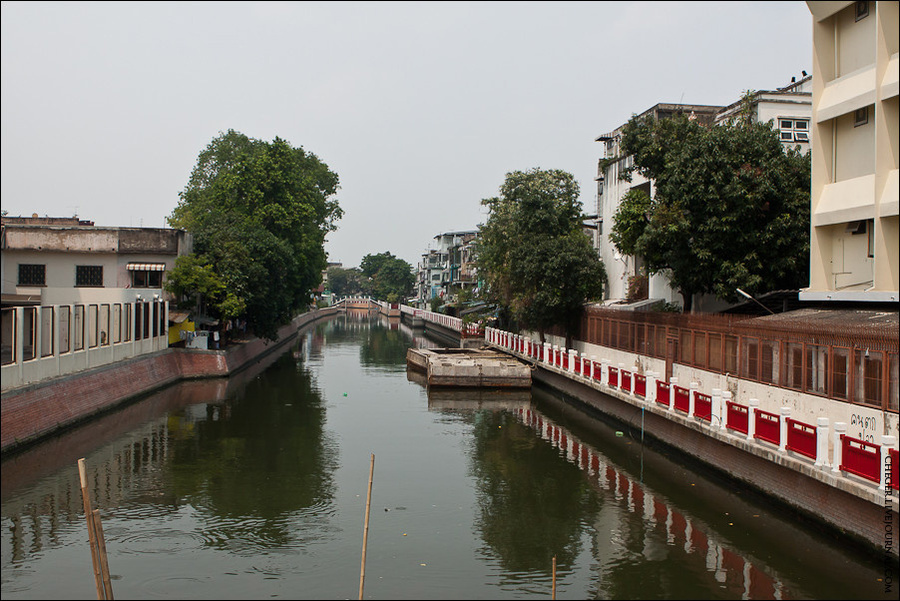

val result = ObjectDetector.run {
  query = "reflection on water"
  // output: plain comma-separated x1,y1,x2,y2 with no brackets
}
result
1,313,891,600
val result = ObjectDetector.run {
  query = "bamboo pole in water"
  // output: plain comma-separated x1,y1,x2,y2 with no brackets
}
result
552,555,557,599
359,453,375,600
78,459,105,600
93,509,115,600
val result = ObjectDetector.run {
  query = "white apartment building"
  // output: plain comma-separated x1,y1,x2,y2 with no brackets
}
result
803,0,899,303
594,76,814,311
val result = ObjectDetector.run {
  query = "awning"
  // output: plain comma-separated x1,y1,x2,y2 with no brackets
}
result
168,310,191,324
127,263,166,271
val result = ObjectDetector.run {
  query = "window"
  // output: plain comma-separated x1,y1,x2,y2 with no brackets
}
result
76,265,103,287
131,270,163,287
778,118,810,143
854,107,868,127
855,1,868,21
18,264,46,286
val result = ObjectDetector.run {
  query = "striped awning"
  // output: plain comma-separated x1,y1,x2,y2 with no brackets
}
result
126,263,166,271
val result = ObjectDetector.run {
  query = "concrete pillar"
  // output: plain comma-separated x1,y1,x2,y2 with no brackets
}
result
647,371,657,403
815,418,830,468
601,359,610,386
688,382,698,418
569,349,577,374
832,421,847,473
747,398,759,442
669,377,678,410
543,342,551,364
721,391,732,431
711,388,722,429
880,435,897,492
779,407,791,453
589,356,596,380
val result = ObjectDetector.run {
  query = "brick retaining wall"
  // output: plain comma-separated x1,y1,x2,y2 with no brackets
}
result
0,308,337,454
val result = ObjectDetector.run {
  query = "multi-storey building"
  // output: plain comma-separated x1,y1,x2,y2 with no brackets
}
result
594,75,815,310
415,230,479,307
1,215,192,389
803,0,898,303
594,104,724,308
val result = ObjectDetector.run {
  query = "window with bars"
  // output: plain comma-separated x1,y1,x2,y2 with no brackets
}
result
18,264,46,286
75,265,103,287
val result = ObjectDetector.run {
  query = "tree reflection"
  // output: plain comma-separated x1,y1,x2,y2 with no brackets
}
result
166,342,338,548
359,319,408,367
468,410,601,574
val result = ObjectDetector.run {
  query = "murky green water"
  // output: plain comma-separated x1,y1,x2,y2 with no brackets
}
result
1,312,893,599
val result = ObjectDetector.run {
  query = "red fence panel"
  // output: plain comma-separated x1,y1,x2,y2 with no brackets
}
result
695,393,712,421
673,386,690,413
634,374,646,398
785,418,817,460
608,366,619,388
656,381,670,407
840,435,881,484
726,401,749,434
592,362,602,381
754,409,780,446
621,370,632,391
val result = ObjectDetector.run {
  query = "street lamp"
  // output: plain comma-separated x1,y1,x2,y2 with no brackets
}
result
736,288,775,315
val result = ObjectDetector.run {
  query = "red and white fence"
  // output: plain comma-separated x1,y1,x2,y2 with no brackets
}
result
485,326,899,492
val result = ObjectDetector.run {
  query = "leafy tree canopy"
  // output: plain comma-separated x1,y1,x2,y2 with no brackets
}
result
167,130,342,340
326,266,371,298
612,114,810,311
477,168,606,342
359,252,415,303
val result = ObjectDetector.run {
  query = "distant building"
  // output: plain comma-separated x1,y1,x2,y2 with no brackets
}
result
416,230,479,307
802,0,898,303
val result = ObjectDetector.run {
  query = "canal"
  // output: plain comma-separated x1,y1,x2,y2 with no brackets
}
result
1,311,892,599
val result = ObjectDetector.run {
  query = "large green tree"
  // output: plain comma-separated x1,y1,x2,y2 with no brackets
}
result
360,252,415,303
326,266,371,298
167,130,342,340
477,168,606,344
611,113,810,312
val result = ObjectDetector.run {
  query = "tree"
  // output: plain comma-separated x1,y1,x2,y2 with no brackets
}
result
612,113,810,311
360,252,414,302
326,266,370,298
168,130,342,340
477,168,606,345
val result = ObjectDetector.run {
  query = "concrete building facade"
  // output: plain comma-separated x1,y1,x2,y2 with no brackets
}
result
803,0,899,303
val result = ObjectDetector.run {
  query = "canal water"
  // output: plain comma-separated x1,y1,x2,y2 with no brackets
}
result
1,311,892,600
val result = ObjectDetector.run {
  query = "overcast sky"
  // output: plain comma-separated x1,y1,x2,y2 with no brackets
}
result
1,1,813,268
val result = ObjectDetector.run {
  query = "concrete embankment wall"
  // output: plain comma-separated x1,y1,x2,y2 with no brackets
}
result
532,366,897,554
0,308,338,455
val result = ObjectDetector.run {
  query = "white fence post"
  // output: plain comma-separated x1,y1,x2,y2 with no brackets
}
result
747,398,759,442
832,421,847,474
815,418,830,468
779,407,791,453
720,391,732,430
688,382,698,418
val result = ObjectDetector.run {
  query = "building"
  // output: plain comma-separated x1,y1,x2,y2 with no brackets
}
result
803,0,898,303
594,75,815,311
594,104,724,308
415,230,479,308
1,215,193,390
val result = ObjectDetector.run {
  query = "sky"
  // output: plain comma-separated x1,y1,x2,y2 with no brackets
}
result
1,1,814,269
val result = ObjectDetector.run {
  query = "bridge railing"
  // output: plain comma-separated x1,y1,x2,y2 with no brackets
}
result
398,304,484,337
